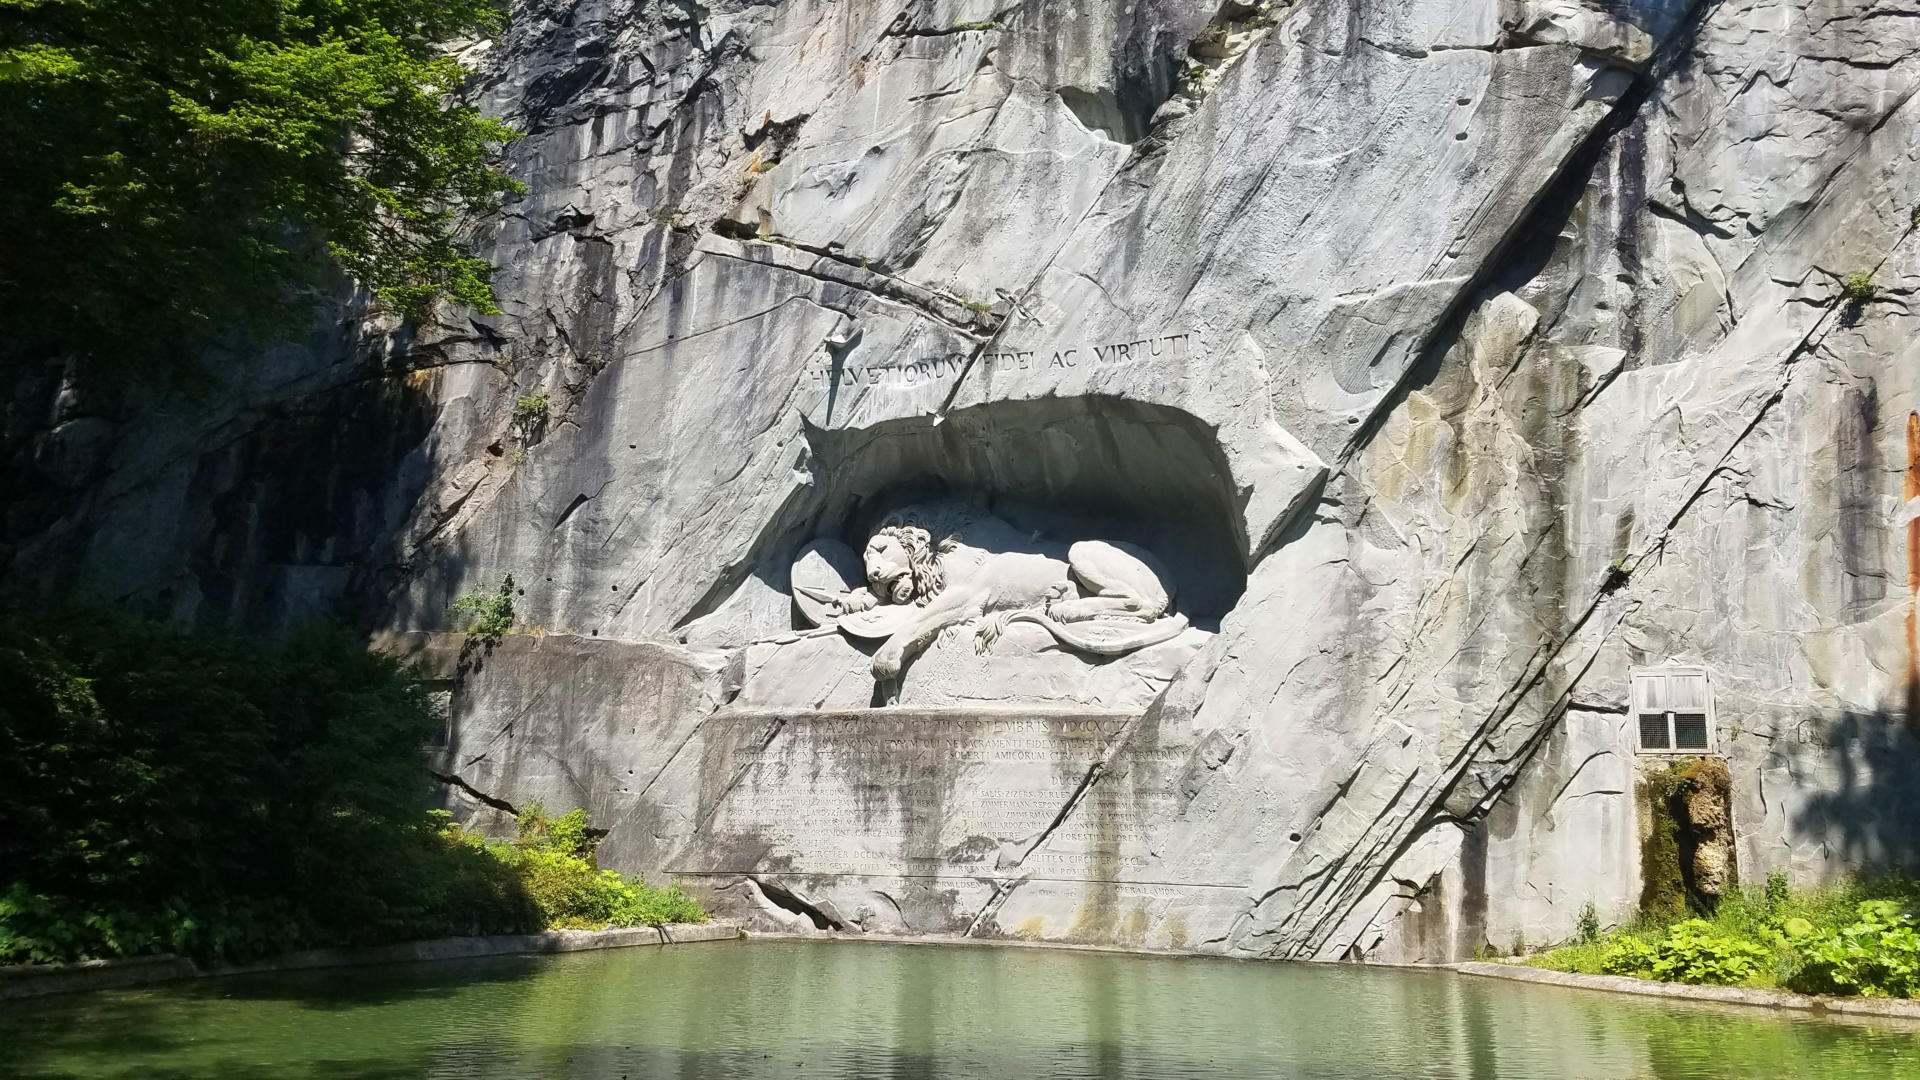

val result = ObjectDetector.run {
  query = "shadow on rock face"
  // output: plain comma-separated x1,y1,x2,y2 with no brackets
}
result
1793,710,1920,874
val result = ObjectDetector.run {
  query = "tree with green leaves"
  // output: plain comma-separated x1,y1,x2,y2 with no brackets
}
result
0,0,522,376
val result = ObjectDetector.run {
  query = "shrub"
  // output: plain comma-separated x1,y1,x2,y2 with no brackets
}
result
495,805,706,930
1576,902,1602,945
1782,900,1920,998
0,604,534,963
1840,270,1878,304
0,604,703,965
1601,919,1770,985
452,574,516,643
1765,869,1791,909
1534,877,1920,997
511,391,551,437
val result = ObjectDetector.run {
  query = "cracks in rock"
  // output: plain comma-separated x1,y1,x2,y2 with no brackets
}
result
1006,761,1105,870
871,889,912,932
429,769,520,815
702,233,998,338
752,876,844,930
1337,0,1722,470
551,480,612,532
1259,550,1635,958
962,874,1027,937
408,473,495,557
1140,2,1295,145
631,710,718,807
694,717,786,832
880,6,1018,40
1548,749,1623,808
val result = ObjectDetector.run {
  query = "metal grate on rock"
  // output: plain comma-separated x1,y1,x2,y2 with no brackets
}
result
1673,713,1709,750
1639,714,1671,750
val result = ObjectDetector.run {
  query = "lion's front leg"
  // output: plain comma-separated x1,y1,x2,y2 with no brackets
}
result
871,591,974,686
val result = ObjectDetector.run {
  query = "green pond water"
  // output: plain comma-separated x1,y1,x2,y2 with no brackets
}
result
3,939,1918,1079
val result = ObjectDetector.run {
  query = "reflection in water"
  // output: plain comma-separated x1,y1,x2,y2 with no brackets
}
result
3,940,1918,1079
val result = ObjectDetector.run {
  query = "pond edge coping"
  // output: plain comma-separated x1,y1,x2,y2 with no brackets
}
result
0,921,742,1001
1454,960,1920,1019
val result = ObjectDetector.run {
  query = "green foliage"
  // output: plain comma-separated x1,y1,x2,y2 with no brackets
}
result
451,573,515,643
1638,760,1697,922
1600,919,1771,985
0,0,525,376
1576,901,1602,945
1841,270,1878,304
0,605,704,966
1765,869,1791,909
1602,555,1631,592
949,20,1003,31
495,805,706,930
1780,899,1920,998
0,603,534,963
510,391,550,438
1531,877,1920,998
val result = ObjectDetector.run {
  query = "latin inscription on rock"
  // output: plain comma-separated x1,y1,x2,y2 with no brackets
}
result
685,711,1192,882
805,332,1197,388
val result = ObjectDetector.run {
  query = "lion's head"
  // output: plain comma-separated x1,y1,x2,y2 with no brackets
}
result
864,516,958,606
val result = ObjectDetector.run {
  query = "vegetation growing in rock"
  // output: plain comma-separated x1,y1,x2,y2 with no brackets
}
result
1530,872,1920,998
1576,901,1602,945
452,574,517,643
1637,756,1734,922
1601,555,1632,593
511,391,551,439
0,604,702,965
0,0,524,377
1840,270,1879,304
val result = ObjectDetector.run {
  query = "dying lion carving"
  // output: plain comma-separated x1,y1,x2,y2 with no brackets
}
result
791,507,1190,693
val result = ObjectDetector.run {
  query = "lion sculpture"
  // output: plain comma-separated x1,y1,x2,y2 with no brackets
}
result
791,506,1190,694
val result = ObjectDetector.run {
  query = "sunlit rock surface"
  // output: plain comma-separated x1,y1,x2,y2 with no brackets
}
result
14,0,1920,960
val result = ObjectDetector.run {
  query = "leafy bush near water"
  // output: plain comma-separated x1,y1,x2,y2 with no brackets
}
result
1530,872,1920,997
499,805,706,931
1598,920,1772,985
0,603,700,965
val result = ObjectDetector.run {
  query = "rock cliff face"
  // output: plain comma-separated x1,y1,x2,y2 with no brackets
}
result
11,0,1920,961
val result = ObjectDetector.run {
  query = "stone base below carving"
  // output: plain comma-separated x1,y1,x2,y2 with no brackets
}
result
663,706,1246,947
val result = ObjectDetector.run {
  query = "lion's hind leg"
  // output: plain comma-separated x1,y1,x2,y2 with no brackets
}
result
1064,540,1173,620
1047,594,1151,623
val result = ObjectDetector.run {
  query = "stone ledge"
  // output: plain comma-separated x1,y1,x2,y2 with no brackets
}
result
711,706,1140,722
0,922,741,1001
1454,961,1920,1020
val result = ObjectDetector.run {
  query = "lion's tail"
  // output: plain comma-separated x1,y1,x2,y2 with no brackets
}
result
1003,611,1190,655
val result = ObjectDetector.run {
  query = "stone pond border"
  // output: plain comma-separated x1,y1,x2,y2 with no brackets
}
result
1455,960,1920,1021
0,921,741,1001
12,930,1918,1022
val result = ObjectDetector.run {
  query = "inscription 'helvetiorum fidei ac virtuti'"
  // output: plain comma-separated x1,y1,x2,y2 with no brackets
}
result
805,331,1197,387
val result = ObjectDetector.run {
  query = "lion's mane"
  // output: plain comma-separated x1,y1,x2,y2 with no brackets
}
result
873,507,970,605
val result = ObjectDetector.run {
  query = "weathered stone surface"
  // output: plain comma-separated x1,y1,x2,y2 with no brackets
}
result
13,0,1920,964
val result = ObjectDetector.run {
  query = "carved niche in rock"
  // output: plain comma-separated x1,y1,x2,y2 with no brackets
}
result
791,505,1191,697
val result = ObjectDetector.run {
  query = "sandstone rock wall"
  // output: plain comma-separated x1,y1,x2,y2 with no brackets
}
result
11,0,1920,961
